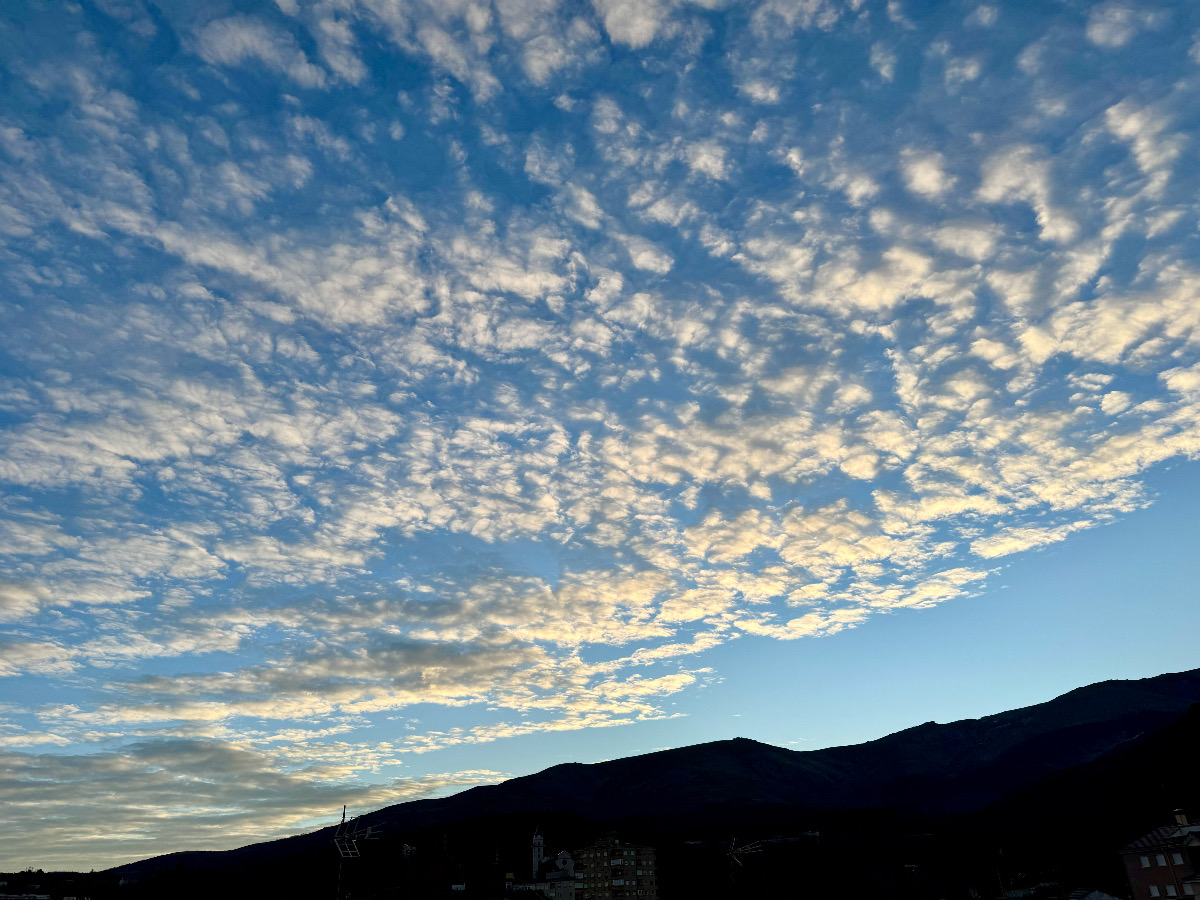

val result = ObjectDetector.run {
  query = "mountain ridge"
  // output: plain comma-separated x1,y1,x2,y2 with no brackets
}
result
107,666,1200,876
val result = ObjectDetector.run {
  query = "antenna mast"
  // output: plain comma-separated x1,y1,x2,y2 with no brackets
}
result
333,806,384,900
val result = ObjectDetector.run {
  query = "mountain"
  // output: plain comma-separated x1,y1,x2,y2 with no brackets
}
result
314,667,1200,834
958,700,1200,895
108,666,1200,883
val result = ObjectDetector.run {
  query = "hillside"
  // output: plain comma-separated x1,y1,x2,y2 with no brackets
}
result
107,666,1200,881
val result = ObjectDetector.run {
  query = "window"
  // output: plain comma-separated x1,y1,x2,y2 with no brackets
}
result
1146,858,1155,868
1175,854,1186,866
1167,887,1177,897
1151,887,1160,898
1183,884,1195,895
1161,856,1170,867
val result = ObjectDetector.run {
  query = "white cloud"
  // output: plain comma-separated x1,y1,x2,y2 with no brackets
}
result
738,78,781,103
1105,99,1183,197
901,149,955,199
6,0,1200,870
0,583,49,622
619,234,675,273
971,524,1079,559
0,737,505,870
933,221,999,259
591,0,671,48
563,184,605,228
948,56,981,86
312,11,369,83
977,145,1078,243
1100,391,1132,415
525,137,574,185
965,6,997,28
684,139,730,180
195,16,329,88
870,42,897,81
752,0,844,33
0,640,77,676
1086,2,1166,48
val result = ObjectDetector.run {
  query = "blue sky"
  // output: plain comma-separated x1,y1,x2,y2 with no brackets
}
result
2,0,1199,871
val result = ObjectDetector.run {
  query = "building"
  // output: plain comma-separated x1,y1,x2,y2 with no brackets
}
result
533,830,545,879
543,850,576,900
508,834,576,900
547,854,578,900
1122,810,1200,899
573,837,657,900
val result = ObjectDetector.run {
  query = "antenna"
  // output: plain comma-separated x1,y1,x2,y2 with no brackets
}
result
334,807,383,858
726,837,763,894
727,837,763,867
333,806,385,900
334,807,361,859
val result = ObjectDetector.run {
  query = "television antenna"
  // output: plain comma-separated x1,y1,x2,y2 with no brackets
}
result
334,806,381,858
727,837,763,892
333,806,383,900
727,837,763,866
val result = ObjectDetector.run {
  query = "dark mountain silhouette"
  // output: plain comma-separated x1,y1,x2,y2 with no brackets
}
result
943,699,1200,892
105,665,1200,887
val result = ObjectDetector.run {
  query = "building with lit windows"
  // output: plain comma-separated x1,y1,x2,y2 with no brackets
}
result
1122,811,1200,900
573,837,657,900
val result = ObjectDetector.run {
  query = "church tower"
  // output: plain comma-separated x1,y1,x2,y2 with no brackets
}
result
532,829,545,878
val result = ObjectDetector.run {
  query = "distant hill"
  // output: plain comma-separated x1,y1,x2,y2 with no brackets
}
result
950,699,1200,896
108,666,1200,882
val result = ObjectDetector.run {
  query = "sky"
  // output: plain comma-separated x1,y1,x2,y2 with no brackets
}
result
1,0,1199,873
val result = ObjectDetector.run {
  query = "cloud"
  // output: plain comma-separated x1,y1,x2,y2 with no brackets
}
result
0,738,504,869
591,0,671,48
735,605,870,640
977,145,1078,244
971,523,1080,559
310,11,369,83
684,139,730,180
870,43,897,81
1085,2,1166,47
619,234,675,273
0,640,78,677
1105,99,1183,196
0,583,50,622
738,78,781,103
195,16,329,88
4,0,1200,870
965,6,998,28
901,149,955,199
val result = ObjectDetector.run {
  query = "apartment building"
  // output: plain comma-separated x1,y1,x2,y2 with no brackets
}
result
1122,811,1200,900
573,837,657,900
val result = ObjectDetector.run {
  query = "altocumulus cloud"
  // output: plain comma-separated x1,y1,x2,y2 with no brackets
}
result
2,0,1200,870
